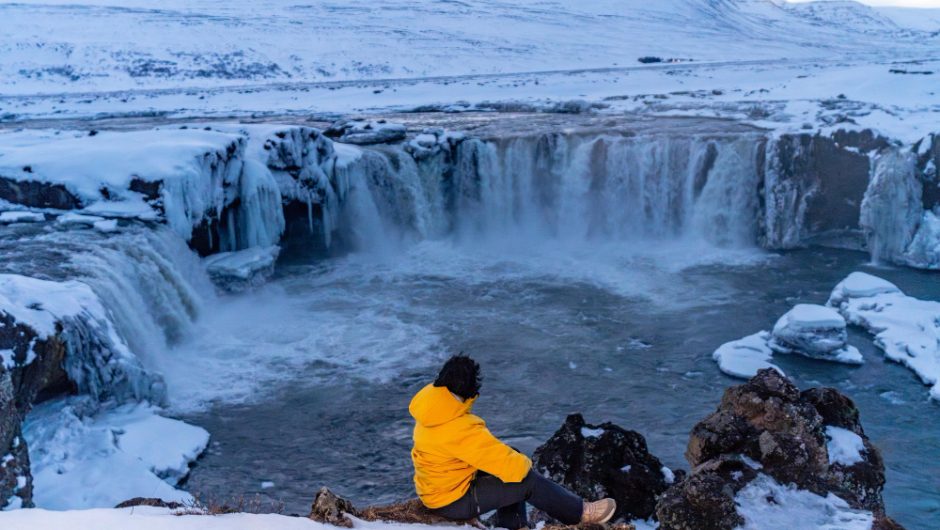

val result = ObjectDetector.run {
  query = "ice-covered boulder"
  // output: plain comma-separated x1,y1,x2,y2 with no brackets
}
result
0,211,45,224
828,272,940,401
533,413,672,521
324,119,407,145
656,369,899,530
769,304,862,364
204,245,280,293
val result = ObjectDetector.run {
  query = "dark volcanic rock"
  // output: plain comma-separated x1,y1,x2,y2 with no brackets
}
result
533,413,671,521
324,119,407,145
0,312,70,509
656,369,896,529
762,130,880,249
115,497,185,509
309,487,358,528
0,177,81,210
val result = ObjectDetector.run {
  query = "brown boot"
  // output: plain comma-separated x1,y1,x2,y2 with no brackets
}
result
580,498,616,524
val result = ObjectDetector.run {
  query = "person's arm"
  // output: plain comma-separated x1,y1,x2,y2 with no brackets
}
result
450,415,532,483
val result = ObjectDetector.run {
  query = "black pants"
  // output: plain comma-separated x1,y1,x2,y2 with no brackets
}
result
431,471,583,529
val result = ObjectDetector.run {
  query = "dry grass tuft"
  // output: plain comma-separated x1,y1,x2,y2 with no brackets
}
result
359,499,468,525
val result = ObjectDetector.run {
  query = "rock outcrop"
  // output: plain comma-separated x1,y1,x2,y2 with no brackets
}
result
533,413,673,521
656,369,901,529
0,313,68,509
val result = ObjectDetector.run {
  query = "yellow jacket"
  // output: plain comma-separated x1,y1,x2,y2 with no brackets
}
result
409,384,532,509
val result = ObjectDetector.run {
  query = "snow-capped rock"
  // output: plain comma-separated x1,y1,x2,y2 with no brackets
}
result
533,413,671,521
769,304,862,364
657,369,897,529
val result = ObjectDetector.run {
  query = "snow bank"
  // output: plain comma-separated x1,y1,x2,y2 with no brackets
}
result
828,272,940,401
0,506,322,530
734,474,874,530
825,426,866,467
769,304,862,364
712,331,783,379
22,398,208,510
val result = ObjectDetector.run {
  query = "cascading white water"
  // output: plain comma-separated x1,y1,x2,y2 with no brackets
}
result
331,132,766,249
0,224,215,403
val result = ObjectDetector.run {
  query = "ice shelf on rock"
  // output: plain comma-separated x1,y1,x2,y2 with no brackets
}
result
0,128,284,251
22,397,209,510
204,245,280,293
734,474,874,530
712,331,783,379
0,274,161,402
769,304,863,364
56,213,105,227
0,211,44,224
828,271,940,401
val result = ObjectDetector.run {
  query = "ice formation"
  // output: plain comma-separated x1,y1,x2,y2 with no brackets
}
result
23,398,208,510
713,304,862,380
769,304,862,364
828,272,940,401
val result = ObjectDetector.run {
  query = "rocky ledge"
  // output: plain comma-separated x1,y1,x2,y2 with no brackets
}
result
306,369,901,530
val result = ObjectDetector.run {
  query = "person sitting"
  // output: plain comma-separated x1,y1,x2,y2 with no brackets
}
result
409,354,616,528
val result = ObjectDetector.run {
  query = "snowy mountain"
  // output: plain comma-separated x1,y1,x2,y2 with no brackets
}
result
0,0,936,95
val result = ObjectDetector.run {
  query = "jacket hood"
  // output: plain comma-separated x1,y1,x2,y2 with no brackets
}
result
409,383,476,427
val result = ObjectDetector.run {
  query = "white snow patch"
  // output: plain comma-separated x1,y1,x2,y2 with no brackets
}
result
22,398,209,510
825,426,866,467
0,211,44,224
734,474,874,530
581,427,605,438
57,213,104,226
661,466,675,484
260,481,274,489
712,331,784,379
828,272,940,401
0,506,348,529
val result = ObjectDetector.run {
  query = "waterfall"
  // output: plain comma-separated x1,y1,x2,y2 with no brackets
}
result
328,132,766,249
0,223,215,404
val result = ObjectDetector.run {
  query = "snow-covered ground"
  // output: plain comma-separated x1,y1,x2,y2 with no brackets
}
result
0,1,937,145
0,0,935,96
0,506,360,530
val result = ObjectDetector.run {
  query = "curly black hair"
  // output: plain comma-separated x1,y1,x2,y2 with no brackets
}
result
433,353,482,400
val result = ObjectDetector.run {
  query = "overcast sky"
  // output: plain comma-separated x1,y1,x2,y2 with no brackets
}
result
787,0,940,6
